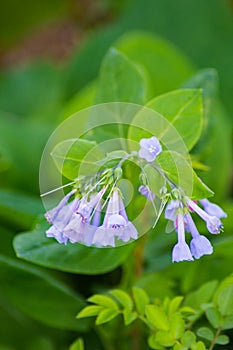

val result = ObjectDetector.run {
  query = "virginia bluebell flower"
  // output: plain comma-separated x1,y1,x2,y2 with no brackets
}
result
186,213,213,259
139,136,162,162
45,189,77,224
165,199,180,222
92,189,138,247
172,213,193,262
199,199,227,219
63,188,106,244
45,195,79,244
138,185,155,201
186,199,223,234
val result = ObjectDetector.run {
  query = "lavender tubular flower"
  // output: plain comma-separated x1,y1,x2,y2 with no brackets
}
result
92,189,138,247
172,213,193,262
199,199,227,218
64,188,106,244
44,189,77,224
139,136,162,162
186,199,223,234
45,198,79,244
165,200,180,222
186,213,213,259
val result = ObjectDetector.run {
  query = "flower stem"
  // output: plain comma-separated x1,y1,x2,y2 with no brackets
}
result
209,327,222,350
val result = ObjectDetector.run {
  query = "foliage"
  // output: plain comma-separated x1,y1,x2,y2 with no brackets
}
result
0,1,232,349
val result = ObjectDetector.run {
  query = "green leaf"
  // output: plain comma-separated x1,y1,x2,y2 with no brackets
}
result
169,296,184,316
95,308,119,325
0,254,88,331
181,331,196,347
146,89,203,150
174,345,188,350
185,280,218,310
222,314,233,330
51,138,104,180
182,68,218,119
156,150,214,199
205,307,222,329
197,327,214,341
145,305,169,331
123,310,137,325
110,289,133,310
217,284,233,316
148,334,165,350
61,81,96,120
88,295,119,310
115,31,194,99
213,275,233,303
170,313,185,339
77,305,103,318
13,220,134,274
143,164,165,197
96,47,146,104
69,338,84,350
155,330,175,347
132,287,150,315
191,341,206,350
215,334,229,345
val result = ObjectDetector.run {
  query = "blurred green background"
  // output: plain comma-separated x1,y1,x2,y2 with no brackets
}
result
0,0,232,349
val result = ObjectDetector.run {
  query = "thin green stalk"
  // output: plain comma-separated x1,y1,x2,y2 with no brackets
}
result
209,327,222,350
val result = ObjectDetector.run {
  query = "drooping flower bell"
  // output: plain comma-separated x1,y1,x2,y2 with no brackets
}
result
186,198,224,234
45,189,79,244
92,188,138,247
164,195,226,262
63,188,106,244
172,213,193,262
185,213,213,259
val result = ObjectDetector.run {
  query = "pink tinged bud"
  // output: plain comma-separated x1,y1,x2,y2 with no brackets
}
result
139,136,162,162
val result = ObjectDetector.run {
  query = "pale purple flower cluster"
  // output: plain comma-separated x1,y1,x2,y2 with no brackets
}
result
165,198,227,262
45,187,138,247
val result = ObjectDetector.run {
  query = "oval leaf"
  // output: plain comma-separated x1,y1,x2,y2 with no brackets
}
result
51,138,104,180
146,89,203,150
13,221,134,275
0,254,87,331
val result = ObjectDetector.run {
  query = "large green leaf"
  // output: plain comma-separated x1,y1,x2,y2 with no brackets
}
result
182,68,218,119
0,254,88,331
96,47,146,104
13,220,134,274
146,89,203,151
51,138,104,180
156,151,213,199
115,31,194,99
